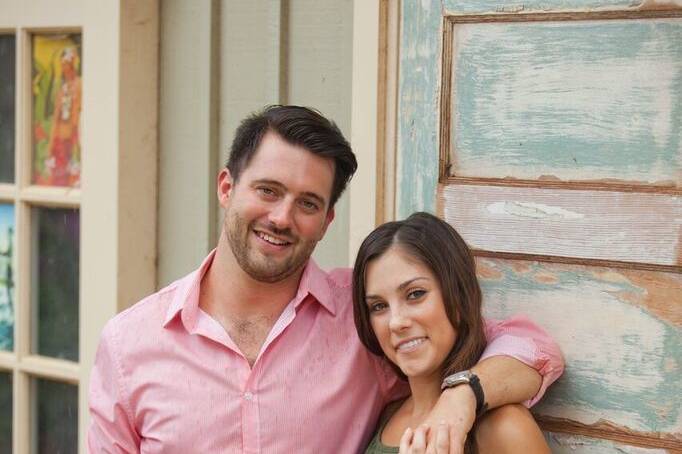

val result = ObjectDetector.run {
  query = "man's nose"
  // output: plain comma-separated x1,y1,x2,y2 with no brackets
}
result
268,199,295,230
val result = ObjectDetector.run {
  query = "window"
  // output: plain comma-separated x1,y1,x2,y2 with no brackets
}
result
1,3,158,452
0,29,82,454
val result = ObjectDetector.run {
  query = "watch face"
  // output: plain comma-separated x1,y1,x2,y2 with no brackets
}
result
444,370,472,387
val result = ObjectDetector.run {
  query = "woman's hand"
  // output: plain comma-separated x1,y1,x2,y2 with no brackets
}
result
399,422,452,454
418,384,475,454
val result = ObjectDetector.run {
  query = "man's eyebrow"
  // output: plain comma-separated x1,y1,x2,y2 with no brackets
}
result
365,277,429,300
252,179,327,206
252,178,284,189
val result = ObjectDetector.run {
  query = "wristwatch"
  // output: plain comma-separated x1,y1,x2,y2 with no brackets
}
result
440,370,488,417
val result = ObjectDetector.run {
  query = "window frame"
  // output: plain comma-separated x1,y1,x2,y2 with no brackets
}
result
0,2,158,452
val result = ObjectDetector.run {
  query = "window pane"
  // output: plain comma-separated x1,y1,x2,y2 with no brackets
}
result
0,371,11,454
31,207,79,361
31,34,81,187
0,204,13,352
0,35,15,184
32,378,77,454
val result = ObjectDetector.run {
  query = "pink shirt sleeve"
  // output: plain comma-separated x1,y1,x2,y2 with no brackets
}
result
88,323,141,453
482,315,564,407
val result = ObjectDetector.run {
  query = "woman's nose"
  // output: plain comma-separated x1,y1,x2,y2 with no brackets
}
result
388,306,411,332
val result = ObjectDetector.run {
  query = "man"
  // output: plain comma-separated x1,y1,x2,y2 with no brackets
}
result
89,106,563,453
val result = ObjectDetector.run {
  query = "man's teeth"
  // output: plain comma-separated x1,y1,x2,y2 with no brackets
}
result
257,231,288,245
397,338,426,351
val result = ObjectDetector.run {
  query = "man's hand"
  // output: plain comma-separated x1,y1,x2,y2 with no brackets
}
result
418,384,477,454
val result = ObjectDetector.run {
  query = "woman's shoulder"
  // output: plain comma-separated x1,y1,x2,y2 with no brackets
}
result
364,399,407,454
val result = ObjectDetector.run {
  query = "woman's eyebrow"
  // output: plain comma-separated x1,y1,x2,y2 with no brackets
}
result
397,277,429,291
365,277,430,300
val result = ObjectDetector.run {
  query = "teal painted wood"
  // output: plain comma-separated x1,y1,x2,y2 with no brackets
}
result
545,433,670,453
397,0,442,218
443,0,644,15
451,19,682,184
478,258,682,435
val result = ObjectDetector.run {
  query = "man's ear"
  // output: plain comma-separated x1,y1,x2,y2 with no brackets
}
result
217,168,234,208
318,207,335,239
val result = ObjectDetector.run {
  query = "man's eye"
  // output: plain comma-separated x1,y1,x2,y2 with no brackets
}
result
300,200,319,212
407,289,426,300
258,187,276,197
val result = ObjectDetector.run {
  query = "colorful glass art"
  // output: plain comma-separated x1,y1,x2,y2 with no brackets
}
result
32,34,81,187
32,207,79,361
34,378,77,453
0,35,15,184
0,204,14,352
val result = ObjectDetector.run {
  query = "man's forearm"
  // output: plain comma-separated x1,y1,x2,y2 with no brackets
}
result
471,355,542,410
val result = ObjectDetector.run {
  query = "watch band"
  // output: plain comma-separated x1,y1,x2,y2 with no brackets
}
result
441,371,488,418
467,373,488,417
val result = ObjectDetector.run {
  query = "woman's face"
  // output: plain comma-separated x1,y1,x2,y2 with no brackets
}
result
364,246,457,381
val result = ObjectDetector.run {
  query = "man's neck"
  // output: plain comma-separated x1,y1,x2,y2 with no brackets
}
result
198,237,305,366
201,239,303,320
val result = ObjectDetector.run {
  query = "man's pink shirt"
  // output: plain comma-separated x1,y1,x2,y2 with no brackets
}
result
88,251,563,453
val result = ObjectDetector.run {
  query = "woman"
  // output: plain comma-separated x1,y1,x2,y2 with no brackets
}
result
352,212,549,454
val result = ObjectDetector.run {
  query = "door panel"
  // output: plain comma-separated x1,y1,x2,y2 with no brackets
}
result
443,0,640,14
440,184,682,267
545,432,672,453
451,19,682,186
478,257,681,435
397,0,682,450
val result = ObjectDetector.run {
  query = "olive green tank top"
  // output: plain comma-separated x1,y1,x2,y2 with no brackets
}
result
364,399,478,454
364,399,405,454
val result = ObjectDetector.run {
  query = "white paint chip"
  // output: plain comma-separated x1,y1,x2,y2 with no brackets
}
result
487,201,585,219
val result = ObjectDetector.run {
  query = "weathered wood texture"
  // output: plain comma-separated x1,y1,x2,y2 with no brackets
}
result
397,0,442,218
440,184,682,267
443,0,682,15
545,432,672,453
477,257,681,441
449,19,682,186
399,3,682,449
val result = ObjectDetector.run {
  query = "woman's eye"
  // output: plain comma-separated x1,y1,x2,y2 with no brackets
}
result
407,289,426,300
368,302,387,313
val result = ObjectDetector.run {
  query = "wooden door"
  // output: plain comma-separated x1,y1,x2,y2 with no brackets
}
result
394,1,681,451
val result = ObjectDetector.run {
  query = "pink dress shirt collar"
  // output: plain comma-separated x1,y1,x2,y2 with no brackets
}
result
163,249,337,335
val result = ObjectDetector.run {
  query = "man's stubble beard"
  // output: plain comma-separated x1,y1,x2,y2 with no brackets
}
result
224,210,317,284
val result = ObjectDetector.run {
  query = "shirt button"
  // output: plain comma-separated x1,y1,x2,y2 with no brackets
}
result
243,392,254,401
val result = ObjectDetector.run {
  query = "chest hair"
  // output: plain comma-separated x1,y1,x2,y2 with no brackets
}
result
223,315,276,367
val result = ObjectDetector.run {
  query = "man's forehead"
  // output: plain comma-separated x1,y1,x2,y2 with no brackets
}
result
240,135,335,199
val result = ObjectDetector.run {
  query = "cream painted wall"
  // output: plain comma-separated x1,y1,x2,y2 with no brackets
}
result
159,0,355,285
158,0,219,287
286,0,353,270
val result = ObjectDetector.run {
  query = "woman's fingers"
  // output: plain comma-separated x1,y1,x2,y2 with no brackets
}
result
400,424,444,454
411,425,429,453
399,427,413,454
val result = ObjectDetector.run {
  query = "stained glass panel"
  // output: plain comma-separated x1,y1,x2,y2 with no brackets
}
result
31,34,81,187
31,207,79,361
0,204,14,352
0,371,11,454
32,378,77,454
0,35,15,184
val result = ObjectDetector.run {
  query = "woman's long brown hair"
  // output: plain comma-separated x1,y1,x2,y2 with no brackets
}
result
352,212,486,453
